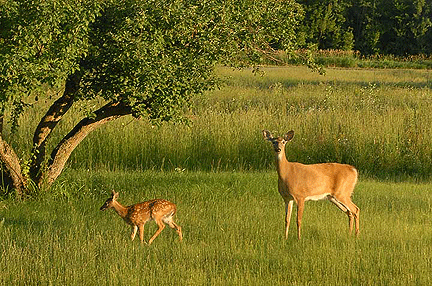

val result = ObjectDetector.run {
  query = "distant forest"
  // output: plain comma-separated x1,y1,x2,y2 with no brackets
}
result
297,0,432,56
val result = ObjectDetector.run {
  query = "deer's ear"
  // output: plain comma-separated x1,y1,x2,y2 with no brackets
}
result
111,190,119,200
284,130,294,142
262,130,273,140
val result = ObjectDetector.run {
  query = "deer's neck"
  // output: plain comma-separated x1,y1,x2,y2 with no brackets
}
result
275,150,290,177
111,201,129,219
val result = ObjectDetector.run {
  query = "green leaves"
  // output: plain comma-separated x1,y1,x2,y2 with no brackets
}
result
1,0,103,118
1,0,303,125
76,0,302,123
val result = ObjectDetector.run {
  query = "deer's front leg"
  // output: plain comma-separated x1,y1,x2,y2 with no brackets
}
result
285,200,294,239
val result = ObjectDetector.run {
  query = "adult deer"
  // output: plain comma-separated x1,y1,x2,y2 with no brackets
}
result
263,130,360,240
100,190,183,244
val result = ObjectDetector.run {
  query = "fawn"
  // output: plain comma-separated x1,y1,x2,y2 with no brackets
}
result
100,190,183,244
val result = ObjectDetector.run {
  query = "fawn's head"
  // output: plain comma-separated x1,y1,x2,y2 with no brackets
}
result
100,190,119,211
262,130,294,153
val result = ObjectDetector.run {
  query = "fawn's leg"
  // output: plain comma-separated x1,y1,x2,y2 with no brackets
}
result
148,220,166,245
130,225,138,240
168,220,183,242
138,224,145,243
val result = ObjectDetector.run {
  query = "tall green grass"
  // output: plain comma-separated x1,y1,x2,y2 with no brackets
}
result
274,50,432,69
7,66,432,179
1,171,431,285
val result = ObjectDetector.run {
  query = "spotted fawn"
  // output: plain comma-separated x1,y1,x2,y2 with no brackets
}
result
100,190,183,244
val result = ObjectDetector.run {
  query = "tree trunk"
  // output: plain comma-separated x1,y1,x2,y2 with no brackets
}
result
39,101,132,189
29,72,80,183
0,115,26,197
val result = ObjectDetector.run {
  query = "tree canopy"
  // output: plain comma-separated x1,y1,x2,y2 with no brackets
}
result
298,0,432,55
0,0,303,197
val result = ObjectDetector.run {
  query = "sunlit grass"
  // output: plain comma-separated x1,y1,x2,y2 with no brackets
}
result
274,50,432,69
1,171,431,285
5,66,432,179
2,63,432,284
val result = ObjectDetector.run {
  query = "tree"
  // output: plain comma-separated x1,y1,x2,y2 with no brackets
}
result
0,0,303,197
346,0,381,55
375,0,432,55
297,0,354,50
346,0,432,55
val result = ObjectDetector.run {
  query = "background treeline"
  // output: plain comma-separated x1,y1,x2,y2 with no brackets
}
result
297,0,432,56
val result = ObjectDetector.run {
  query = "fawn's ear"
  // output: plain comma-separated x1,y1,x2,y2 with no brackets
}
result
284,130,294,142
111,190,119,200
262,130,273,140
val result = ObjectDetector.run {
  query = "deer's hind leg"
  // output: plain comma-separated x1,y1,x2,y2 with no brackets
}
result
296,199,305,240
164,215,183,242
327,195,360,235
148,220,166,245
130,225,138,241
343,199,360,235
169,221,183,242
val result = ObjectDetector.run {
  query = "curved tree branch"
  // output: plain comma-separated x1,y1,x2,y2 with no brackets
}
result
29,72,81,183
40,101,132,189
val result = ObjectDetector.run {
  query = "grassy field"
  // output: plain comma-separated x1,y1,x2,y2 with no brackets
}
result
7,65,432,179
2,66,432,284
1,171,431,285
278,50,432,69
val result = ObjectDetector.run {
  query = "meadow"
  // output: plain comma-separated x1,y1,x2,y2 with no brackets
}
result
1,66,432,285
278,50,432,70
7,65,432,179
1,171,432,285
